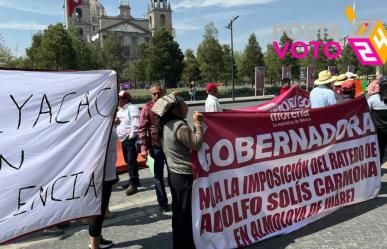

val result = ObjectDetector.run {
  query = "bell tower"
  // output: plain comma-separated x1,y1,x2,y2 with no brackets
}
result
119,0,131,19
148,0,173,34
66,0,92,42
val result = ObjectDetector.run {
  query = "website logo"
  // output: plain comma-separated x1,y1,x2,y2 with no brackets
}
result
347,20,387,65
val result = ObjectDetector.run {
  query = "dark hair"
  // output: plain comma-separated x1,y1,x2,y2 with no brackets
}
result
282,78,291,84
380,75,387,103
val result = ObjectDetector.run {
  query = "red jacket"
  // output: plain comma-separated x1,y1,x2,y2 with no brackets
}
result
138,100,161,151
279,86,290,95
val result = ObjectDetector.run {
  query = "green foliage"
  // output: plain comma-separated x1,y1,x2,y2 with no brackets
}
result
221,44,233,86
336,44,359,73
68,26,99,70
100,33,125,76
240,33,264,85
197,23,224,82
279,32,300,79
0,34,12,65
264,44,282,85
39,23,77,70
137,28,184,88
182,49,201,83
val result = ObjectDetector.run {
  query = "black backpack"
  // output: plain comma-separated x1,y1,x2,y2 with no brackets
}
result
380,75,387,102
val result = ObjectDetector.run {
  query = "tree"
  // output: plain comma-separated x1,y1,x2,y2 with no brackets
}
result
121,62,139,86
240,33,264,86
182,49,201,83
278,32,300,80
39,23,77,70
68,26,98,70
221,44,233,85
137,28,184,87
0,34,13,66
197,23,224,82
264,44,282,85
99,33,125,78
25,32,44,69
336,44,359,73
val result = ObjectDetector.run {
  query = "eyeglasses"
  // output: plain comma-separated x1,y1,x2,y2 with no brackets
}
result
152,92,161,96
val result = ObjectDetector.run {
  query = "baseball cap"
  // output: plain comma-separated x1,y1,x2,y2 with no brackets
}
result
341,80,356,93
119,90,132,100
206,83,220,93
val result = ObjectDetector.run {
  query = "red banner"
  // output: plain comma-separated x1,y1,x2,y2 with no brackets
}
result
282,66,291,79
67,0,83,17
226,85,310,112
307,66,316,90
191,96,381,249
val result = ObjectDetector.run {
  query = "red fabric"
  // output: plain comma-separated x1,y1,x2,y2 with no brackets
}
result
279,86,290,95
226,85,310,112
67,0,83,16
138,100,161,151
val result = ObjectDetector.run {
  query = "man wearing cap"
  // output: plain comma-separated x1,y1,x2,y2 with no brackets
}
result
116,91,141,195
310,70,337,109
205,83,222,112
337,79,356,104
138,83,170,212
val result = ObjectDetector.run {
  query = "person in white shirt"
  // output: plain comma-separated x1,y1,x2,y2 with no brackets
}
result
310,70,337,109
116,91,141,195
205,83,222,112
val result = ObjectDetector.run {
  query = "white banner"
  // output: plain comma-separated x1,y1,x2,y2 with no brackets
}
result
0,70,118,244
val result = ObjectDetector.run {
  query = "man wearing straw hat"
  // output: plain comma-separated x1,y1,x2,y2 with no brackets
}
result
333,74,348,95
310,70,337,109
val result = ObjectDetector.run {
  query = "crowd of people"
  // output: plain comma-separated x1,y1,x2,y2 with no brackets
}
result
83,73,386,249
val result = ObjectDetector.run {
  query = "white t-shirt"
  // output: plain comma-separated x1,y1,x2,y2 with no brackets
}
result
116,103,140,141
105,127,118,182
205,94,222,112
368,94,387,110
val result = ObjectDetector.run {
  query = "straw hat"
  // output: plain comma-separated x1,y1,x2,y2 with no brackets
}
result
314,70,338,85
334,74,348,86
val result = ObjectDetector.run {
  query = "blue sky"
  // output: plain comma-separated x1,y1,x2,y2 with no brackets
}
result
0,0,386,57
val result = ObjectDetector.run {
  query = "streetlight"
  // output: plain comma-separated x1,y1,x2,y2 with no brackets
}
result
226,15,239,100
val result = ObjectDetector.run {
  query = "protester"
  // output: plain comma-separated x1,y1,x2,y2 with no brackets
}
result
368,76,387,162
152,93,204,249
278,78,291,95
205,83,222,112
333,74,348,95
310,70,337,108
138,83,170,212
337,79,356,104
116,91,141,195
88,127,118,249
190,82,197,101
368,79,380,96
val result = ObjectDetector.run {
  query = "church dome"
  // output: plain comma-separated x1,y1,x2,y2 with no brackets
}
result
90,0,107,16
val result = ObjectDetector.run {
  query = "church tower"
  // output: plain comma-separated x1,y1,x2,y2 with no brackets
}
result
66,0,93,42
147,0,173,34
119,0,131,19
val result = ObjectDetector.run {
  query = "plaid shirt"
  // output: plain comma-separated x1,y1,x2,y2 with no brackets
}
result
138,100,161,150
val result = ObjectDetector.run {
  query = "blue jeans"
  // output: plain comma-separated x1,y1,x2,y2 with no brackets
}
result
150,147,168,208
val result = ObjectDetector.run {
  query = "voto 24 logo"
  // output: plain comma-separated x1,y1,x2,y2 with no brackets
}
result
273,3,387,66
346,7,387,65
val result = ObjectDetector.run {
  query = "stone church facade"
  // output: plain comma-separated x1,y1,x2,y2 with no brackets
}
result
66,0,173,63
